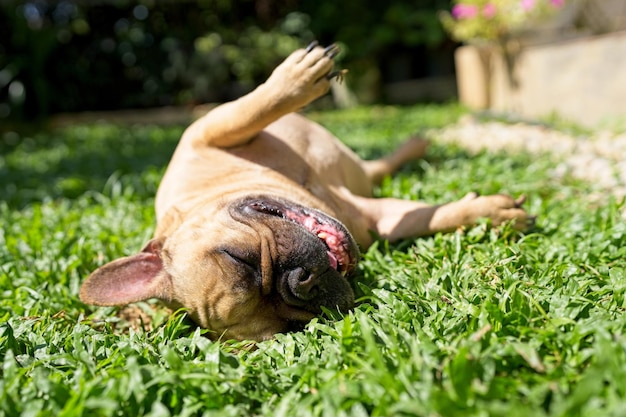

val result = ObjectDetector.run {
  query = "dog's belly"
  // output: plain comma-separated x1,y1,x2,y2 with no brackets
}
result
243,113,373,197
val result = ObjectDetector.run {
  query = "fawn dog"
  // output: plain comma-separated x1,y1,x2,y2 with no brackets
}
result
80,43,531,341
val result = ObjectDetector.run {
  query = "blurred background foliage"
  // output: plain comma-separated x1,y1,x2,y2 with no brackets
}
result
0,0,454,123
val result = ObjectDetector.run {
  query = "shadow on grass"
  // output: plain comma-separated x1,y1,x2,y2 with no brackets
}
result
0,123,184,209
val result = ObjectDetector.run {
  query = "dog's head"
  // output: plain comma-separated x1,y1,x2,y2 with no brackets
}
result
80,195,360,341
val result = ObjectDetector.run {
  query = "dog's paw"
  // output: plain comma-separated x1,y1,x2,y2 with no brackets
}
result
465,193,535,231
264,41,342,112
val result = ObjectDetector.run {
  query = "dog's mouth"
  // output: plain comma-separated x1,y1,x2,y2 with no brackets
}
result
240,197,359,277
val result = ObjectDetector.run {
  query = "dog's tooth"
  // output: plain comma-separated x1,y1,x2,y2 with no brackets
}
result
317,232,328,239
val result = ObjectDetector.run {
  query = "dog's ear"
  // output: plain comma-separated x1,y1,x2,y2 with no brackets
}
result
80,237,173,306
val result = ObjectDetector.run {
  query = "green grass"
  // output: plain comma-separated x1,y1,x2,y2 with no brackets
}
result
2,104,626,416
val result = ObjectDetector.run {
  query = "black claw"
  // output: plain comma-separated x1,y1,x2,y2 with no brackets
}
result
324,44,339,58
305,40,319,53
326,70,347,81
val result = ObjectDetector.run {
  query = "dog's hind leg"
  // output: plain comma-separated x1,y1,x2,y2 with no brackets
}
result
351,193,531,243
362,137,429,185
183,43,340,149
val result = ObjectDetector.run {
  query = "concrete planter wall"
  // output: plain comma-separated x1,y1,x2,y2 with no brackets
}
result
455,30,626,127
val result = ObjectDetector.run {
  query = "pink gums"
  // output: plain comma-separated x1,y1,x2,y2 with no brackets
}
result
288,212,350,274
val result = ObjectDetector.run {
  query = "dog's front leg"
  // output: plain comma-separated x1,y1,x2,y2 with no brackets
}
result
352,193,532,243
184,42,340,149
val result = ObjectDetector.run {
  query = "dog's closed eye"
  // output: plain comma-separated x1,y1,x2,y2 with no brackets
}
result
220,248,261,279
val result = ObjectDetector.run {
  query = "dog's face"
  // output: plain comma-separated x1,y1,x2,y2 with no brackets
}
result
80,195,360,341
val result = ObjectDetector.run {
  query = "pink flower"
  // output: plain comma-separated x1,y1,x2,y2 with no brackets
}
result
482,3,497,18
520,0,536,11
549,0,565,7
452,3,479,19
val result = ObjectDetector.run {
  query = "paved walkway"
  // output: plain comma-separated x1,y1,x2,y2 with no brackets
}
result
433,116,626,214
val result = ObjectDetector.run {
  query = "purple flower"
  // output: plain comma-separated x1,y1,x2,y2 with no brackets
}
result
452,3,479,19
482,3,497,18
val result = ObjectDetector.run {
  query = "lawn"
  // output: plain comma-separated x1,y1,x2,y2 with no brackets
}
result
1,104,626,416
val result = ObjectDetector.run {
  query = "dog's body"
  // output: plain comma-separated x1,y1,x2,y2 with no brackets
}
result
81,44,530,341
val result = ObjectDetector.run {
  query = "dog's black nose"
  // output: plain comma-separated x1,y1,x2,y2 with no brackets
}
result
285,267,319,301
277,264,354,313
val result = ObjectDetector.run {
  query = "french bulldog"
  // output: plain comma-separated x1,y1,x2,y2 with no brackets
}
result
80,42,531,341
